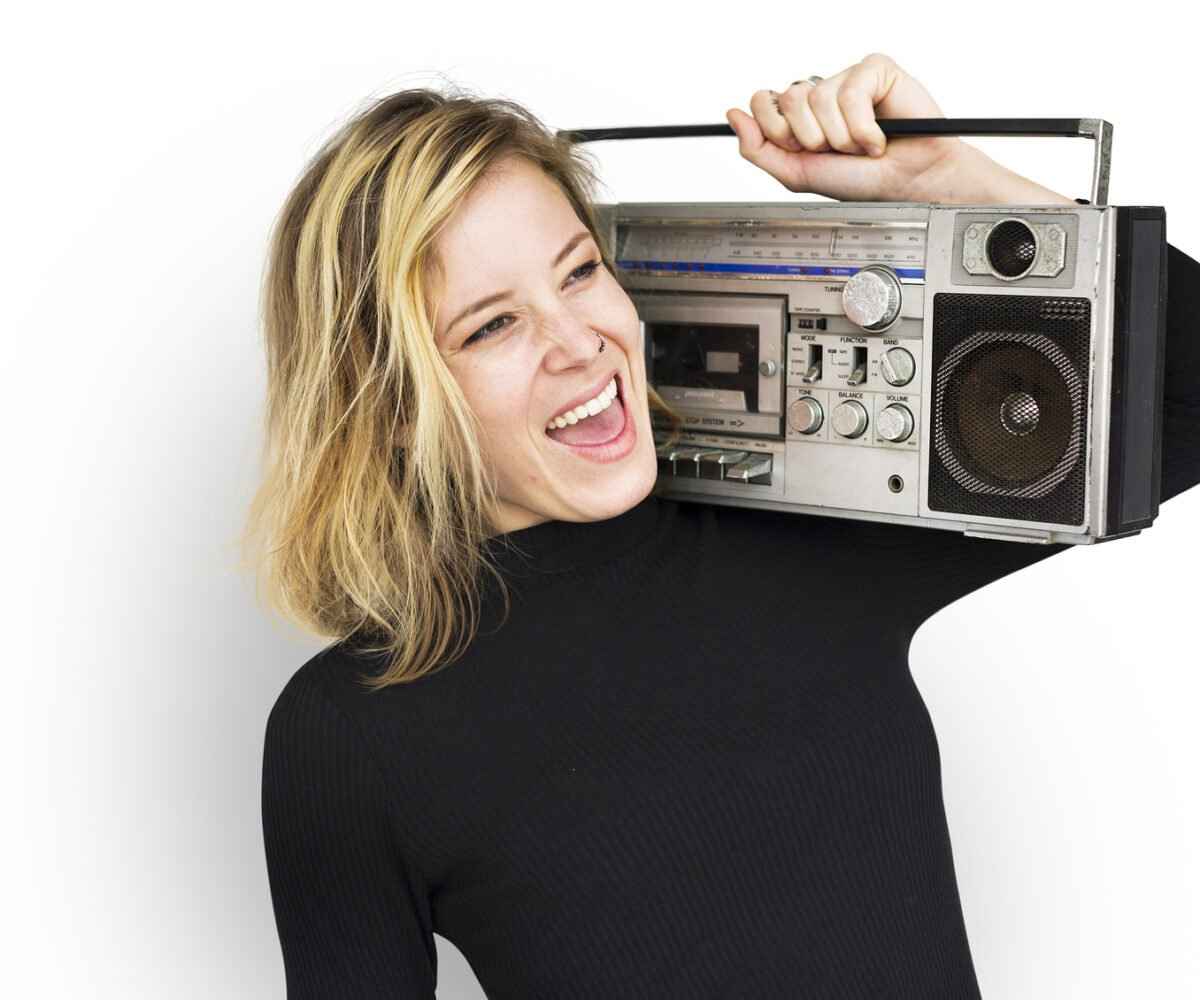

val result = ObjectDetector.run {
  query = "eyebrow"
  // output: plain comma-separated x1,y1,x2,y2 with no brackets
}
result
443,230,594,339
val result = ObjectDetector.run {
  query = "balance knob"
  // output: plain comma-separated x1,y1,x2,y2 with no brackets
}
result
880,347,915,386
788,396,824,434
877,403,914,442
842,265,902,332
832,399,869,439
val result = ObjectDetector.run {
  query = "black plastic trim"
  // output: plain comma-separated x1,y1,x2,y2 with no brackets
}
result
1105,206,1168,536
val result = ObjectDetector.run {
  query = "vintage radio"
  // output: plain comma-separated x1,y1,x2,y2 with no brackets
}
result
561,119,1167,544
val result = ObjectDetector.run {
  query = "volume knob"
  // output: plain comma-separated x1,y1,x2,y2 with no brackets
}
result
877,403,914,442
842,265,902,332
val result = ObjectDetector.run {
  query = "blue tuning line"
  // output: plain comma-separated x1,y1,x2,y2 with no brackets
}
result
616,259,925,279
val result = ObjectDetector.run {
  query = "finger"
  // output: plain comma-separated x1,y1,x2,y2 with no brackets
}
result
725,108,809,192
859,52,945,120
807,78,867,155
776,81,828,152
836,68,889,157
747,89,804,153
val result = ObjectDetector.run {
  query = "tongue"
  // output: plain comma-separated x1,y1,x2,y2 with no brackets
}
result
547,396,624,446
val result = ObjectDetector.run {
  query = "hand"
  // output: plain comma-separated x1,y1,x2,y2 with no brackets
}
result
726,53,970,203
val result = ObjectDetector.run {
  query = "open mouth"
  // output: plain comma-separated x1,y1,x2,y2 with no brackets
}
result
544,372,626,446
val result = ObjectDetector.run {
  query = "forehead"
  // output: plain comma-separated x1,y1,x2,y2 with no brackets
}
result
434,158,583,285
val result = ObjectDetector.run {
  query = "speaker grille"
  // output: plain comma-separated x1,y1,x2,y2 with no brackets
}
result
929,293,1091,525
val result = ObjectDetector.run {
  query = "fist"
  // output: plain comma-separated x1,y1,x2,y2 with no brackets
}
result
726,53,966,203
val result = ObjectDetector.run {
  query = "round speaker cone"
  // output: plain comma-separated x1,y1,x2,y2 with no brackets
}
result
936,336,1083,494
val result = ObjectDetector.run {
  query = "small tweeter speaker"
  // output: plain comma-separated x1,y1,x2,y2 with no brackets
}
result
929,293,1091,525
986,219,1039,278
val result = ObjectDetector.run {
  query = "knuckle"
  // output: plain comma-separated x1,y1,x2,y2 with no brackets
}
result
808,84,834,110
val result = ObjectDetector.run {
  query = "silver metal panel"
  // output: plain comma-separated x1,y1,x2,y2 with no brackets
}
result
917,205,1107,538
622,199,1142,544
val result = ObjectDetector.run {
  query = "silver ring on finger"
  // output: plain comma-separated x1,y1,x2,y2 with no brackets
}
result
791,75,824,87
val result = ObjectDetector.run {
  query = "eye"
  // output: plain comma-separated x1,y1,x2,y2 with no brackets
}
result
462,259,604,347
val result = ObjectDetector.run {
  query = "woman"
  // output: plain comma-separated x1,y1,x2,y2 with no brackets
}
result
252,54,1200,997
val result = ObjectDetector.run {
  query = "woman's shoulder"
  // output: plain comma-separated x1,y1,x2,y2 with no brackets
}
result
263,637,463,775
265,642,357,733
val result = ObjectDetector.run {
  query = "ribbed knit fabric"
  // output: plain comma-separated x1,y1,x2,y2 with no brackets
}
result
262,244,1200,999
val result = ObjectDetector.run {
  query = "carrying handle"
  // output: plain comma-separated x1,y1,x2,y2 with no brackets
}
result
556,118,1113,206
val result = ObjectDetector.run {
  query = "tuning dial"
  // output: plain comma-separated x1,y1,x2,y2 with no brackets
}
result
788,396,824,435
832,400,869,439
841,265,902,332
880,347,915,386
758,359,779,377
877,403,914,442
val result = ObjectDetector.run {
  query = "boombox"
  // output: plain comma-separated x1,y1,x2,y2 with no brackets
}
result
561,118,1168,545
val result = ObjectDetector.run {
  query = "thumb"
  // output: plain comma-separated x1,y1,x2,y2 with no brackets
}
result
725,107,764,155
725,107,810,193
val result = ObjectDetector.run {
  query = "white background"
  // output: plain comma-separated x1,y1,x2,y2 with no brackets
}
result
4,2,1197,997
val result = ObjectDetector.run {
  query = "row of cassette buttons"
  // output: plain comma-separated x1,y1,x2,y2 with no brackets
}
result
655,439,773,485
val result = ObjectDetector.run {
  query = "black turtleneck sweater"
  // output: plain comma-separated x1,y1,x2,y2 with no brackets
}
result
261,244,1200,999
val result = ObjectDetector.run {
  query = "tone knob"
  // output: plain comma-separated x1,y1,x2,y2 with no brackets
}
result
880,347,915,386
877,403,914,442
788,395,824,434
842,265,902,332
832,400,869,439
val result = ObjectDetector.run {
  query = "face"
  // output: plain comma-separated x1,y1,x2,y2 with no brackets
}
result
431,155,659,535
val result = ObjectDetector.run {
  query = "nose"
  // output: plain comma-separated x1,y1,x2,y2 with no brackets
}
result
537,307,600,373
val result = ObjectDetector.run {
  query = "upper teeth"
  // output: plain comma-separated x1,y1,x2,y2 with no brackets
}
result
546,377,618,431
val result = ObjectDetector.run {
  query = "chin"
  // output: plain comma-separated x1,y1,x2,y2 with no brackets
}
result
566,453,658,522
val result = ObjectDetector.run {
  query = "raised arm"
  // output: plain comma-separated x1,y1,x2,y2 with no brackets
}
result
261,663,438,998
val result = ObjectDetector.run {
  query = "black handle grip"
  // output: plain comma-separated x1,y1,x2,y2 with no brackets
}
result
556,117,1113,205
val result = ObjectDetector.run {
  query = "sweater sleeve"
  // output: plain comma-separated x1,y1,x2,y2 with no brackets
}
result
261,663,438,998
895,240,1200,622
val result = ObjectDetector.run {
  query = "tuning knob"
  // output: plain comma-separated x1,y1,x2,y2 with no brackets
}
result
832,400,869,439
842,265,902,332
877,403,914,442
788,396,824,435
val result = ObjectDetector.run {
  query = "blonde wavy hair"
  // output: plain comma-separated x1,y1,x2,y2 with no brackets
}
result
241,85,682,691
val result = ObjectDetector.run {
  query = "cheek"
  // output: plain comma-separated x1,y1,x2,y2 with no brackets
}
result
458,367,535,448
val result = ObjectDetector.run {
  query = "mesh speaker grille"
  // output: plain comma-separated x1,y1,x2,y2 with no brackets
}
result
930,293,1091,525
